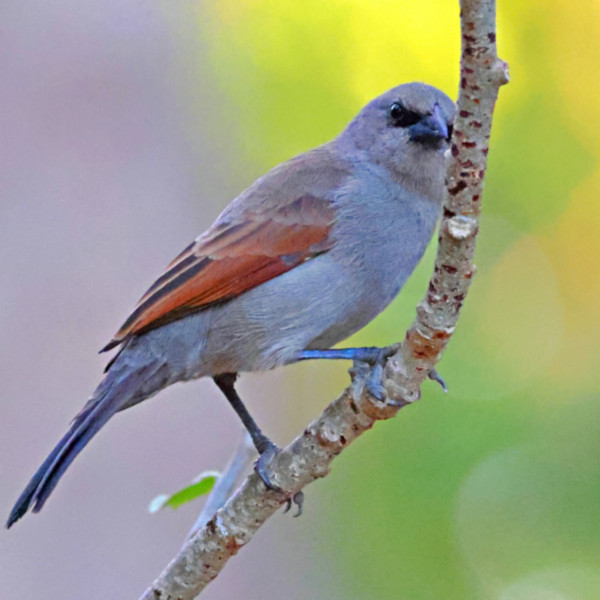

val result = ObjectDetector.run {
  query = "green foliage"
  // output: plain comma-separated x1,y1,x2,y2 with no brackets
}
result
149,472,218,513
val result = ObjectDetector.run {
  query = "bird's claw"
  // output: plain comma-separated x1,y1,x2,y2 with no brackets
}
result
428,369,448,392
354,345,399,402
254,442,284,493
255,443,305,517
352,348,447,402
365,362,386,401
283,491,304,517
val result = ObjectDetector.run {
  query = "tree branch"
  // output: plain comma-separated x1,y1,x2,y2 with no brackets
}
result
140,2,508,598
383,0,509,404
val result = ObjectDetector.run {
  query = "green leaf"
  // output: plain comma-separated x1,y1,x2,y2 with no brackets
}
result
148,471,220,513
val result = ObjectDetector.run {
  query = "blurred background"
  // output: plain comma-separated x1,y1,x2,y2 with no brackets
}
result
1,1,599,598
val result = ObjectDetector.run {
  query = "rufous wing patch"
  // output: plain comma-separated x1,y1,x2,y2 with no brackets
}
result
101,195,335,351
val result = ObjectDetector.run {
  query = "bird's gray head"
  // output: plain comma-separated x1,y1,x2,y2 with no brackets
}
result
338,82,456,197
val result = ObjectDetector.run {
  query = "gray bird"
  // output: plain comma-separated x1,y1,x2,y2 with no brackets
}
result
7,82,455,527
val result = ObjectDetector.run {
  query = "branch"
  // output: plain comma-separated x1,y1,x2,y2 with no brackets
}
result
383,0,509,403
140,2,508,598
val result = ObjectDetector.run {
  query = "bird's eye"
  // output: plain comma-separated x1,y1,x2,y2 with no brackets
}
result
389,102,421,127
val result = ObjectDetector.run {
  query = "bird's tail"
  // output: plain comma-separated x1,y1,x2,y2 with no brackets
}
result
6,360,162,528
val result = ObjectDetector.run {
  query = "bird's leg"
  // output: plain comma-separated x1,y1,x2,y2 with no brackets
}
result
296,347,384,362
298,346,403,370
213,373,272,455
297,347,393,400
213,374,304,513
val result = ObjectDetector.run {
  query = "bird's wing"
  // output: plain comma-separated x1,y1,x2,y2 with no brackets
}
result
101,193,337,351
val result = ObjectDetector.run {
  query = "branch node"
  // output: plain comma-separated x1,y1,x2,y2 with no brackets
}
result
493,59,510,85
383,376,419,406
445,214,478,240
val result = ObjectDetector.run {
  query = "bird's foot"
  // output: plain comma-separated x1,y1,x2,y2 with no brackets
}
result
365,362,386,401
254,441,283,491
348,348,447,404
254,442,304,516
351,344,400,401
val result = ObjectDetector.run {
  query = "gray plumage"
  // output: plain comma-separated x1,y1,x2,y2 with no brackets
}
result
7,82,455,526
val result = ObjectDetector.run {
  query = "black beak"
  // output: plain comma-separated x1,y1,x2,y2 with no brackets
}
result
409,103,449,145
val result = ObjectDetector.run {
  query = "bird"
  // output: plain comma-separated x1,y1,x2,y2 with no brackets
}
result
6,82,455,527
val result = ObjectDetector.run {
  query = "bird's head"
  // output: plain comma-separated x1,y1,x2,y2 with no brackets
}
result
339,82,456,197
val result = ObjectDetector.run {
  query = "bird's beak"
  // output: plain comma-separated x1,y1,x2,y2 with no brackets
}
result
409,103,449,144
